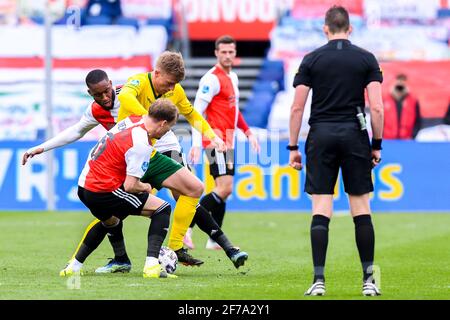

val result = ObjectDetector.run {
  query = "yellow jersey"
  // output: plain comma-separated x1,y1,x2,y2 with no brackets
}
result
118,72,216,141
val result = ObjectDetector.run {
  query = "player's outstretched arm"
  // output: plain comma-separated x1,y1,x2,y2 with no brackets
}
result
22,118,97,165
22,147,44,165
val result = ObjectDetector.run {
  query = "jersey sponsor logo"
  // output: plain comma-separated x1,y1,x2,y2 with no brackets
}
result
141,161,149,172
202,85,210,94
129,79,140,87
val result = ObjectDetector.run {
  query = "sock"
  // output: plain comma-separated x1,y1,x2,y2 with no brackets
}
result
69,258,83,272
200,192,221,211
168,195,199,251
212,201,226,228
71,219,100,260
106,220,130,263
145,256,159,268
199,192,226,227
74,220,110,263
147,203,171,258
353,214,375,282
194,205,233,252
310,214,330,283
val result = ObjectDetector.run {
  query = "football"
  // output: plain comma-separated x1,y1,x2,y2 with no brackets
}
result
158,246,178,274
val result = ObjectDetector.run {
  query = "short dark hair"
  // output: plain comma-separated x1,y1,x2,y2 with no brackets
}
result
325,6,350,34
148,99,179,123
215,35,236,50
85,69,109,87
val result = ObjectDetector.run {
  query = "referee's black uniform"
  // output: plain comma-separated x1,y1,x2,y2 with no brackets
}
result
293,39,383,195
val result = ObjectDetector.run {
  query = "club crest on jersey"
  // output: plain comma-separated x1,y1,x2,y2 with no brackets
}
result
141,161,149,172
202,85,210,94
129,79,140,87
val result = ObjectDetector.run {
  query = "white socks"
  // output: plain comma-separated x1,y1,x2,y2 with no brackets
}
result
69,259,83,272
145,256,159,268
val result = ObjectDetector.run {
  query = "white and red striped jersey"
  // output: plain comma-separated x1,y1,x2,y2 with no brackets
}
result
82,85,122,131
26,86,122,154
27,85,181,154
192,65,250,149
78,115,153,193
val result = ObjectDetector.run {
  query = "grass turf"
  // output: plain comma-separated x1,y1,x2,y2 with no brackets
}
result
0,211,449,300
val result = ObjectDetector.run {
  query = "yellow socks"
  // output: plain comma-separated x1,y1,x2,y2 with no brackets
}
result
168,195,200,251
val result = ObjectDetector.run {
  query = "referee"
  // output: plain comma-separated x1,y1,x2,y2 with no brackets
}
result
288,6,384,296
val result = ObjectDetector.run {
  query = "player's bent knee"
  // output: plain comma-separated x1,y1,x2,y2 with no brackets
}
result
189,180,204,198
214,188,232,200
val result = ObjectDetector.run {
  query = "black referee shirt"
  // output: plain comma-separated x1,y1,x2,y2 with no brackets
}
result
293,39,383,125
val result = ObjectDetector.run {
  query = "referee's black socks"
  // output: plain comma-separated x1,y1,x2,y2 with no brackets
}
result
310,214,330,283
147,202,171,258
353,214,375,282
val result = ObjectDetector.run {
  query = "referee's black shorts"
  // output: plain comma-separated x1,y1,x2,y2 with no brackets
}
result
205,148,235,179
78,186,149,221
305,122,373,195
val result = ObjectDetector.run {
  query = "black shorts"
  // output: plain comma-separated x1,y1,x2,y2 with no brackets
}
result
78,186,149,221
205,148,235,178
305,122,373,195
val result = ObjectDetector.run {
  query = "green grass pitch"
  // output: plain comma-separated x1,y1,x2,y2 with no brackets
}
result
0,211,449,300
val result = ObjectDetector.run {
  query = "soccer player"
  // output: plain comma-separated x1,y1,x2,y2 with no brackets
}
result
117,51,248,269
68,98,178,279
24,68,247,274
186,35,260,250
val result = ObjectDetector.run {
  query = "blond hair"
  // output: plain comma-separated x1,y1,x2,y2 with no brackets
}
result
155,51,185,83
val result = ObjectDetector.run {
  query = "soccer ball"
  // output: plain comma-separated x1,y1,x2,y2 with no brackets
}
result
158,246,177,274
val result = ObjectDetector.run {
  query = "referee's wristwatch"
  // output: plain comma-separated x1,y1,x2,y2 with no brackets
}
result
286,145,299,151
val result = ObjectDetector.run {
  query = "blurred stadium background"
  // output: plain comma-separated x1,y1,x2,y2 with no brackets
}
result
0,0,448,211
0,0,449,300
